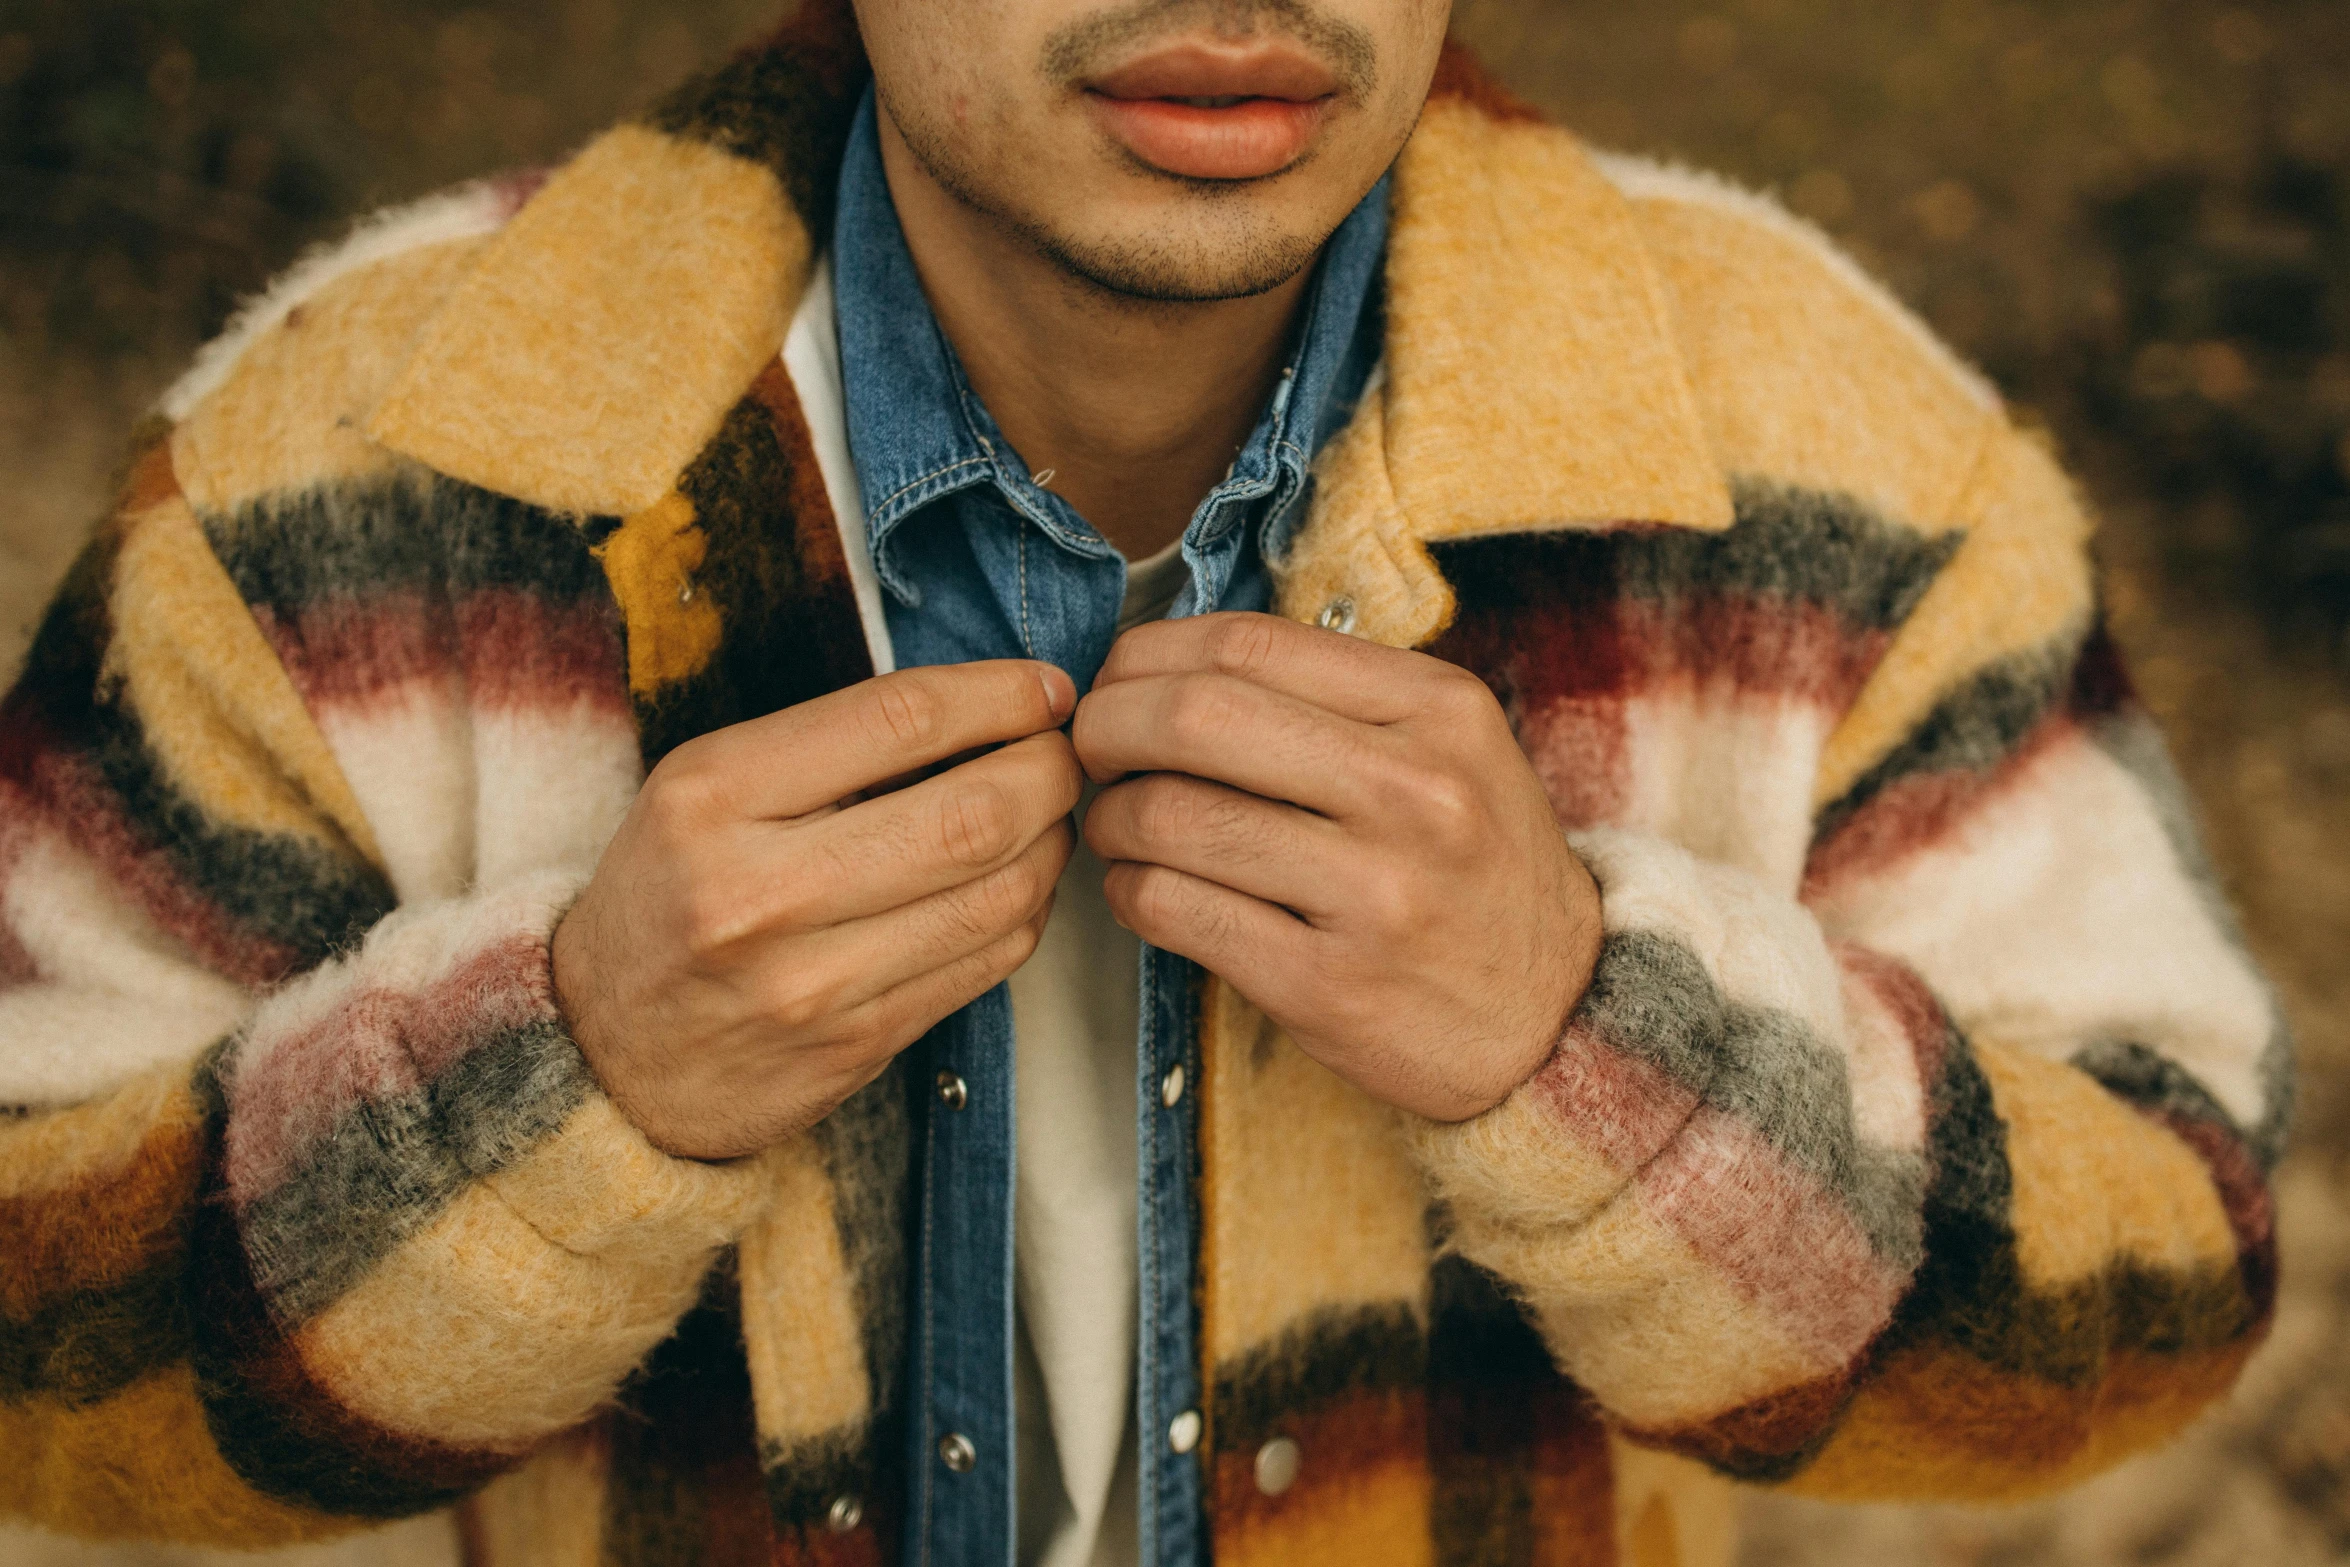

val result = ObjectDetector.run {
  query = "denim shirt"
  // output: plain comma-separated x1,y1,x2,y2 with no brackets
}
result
833,88,1388,1567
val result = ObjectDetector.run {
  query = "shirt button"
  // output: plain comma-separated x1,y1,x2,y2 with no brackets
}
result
936,1071,969,1110
1167,1409,1202,1455
826,1494,864,1533
1160,1063,1186,1108
1254,1436,1301,1497
938,1432,977,1473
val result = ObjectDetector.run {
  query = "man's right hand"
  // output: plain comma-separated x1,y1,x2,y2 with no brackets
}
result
552,661,1080,1161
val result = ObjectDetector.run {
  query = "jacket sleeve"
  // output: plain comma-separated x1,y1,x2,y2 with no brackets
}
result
1410,424,2285,1501
0,447,770,1545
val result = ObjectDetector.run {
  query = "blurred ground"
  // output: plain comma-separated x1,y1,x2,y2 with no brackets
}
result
3,1,2348,1563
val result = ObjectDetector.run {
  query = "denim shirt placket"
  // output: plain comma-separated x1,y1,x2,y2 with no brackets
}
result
902,429,1298,1567
832,85,1387,1567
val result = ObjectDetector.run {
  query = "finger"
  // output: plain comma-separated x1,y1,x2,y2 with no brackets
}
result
661,660,1077,822
842,914,1054,1064
1094,612,1478,726
862,743,1001,799
1071,671,1383,813
783,823,1072,1014
774,730,1083,927
1083,773,1345,918
1100,859,1314,1008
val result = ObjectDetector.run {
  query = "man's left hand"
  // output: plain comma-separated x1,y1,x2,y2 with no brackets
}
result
1073,612,1602,1123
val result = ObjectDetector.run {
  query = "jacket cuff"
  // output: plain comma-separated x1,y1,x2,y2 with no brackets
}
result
483,1091,771,1271
1408,828,1854,1232
222,870,768,1316
1405,830,1935,1428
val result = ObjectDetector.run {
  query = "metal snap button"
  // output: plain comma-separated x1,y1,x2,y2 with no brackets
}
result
1160,1063,1186,1108
1316,596,1357,635
1168,1409,1202,1454
1254,1436,1301,1496
826,1494,863,1533
938,1432,977,1473
936,1071,969,1110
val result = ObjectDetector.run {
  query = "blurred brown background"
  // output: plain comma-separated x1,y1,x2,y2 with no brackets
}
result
2,0,2347,1562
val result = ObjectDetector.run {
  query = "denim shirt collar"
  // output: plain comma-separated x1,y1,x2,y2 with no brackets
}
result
833,87,1389,608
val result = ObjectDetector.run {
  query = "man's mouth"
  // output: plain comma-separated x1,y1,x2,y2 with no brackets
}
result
1081,41,1342,181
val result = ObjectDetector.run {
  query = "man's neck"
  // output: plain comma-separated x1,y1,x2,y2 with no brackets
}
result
876,114,1313,563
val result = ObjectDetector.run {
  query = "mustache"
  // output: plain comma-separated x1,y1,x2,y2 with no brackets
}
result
1041,0,1380,102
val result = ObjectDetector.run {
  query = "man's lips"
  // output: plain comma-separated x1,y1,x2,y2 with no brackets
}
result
1082,42,1340,181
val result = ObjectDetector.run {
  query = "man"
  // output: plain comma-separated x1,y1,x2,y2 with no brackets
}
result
0,0,2287,1564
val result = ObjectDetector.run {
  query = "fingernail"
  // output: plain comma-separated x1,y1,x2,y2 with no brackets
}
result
1039,664,1076,720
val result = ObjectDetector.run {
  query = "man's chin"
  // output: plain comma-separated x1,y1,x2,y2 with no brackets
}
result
891,105,1336,304
1039,227,1327,304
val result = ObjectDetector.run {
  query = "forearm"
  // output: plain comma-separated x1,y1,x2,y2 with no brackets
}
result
1,875,770,1540
1783,1031,2271,1500
205,874,772,1508
1410,831,1936,1439
1413,815,2276,1499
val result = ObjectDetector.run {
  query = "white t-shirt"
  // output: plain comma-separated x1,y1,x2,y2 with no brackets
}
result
1008,538,1189,1567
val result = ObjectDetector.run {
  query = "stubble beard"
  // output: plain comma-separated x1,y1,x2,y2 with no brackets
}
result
883,0,1381,304
886,100,1330,304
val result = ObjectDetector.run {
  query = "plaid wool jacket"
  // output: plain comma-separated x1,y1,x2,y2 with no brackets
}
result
0,9,2287,1567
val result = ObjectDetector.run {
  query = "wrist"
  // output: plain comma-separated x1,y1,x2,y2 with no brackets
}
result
1433,845,1604,1123
549,899,671,1153
548,901,607,1075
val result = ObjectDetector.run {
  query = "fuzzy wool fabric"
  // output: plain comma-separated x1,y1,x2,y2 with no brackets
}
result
0,6,2284,1566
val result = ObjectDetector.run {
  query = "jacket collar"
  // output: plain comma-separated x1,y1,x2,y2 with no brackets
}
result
362,33,1732,648
1274,81,1735,645
364,3,869,521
